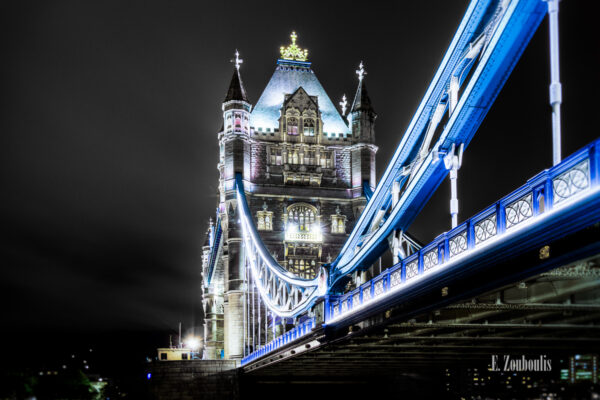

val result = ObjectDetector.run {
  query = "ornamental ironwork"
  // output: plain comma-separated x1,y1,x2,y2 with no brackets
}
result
280,31,308,61
362,286,372,302
406,260,419,280
390,270,402,287
505,193,533,229
352,292,360,308
423,249,439,270
449,231,467,257
474,214,497,245
552,160,590,204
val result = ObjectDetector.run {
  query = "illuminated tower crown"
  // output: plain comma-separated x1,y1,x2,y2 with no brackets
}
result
279,31,309,62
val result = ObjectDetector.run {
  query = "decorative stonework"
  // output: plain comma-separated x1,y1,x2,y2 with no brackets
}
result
331,205,347,234
203,38,377,360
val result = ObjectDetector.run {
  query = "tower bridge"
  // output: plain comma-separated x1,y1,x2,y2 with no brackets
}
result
195,0,600,393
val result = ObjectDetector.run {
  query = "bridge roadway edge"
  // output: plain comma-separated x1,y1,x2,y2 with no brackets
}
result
242,188,600,373
324,190,600,333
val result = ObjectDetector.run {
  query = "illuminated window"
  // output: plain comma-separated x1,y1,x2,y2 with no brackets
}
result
320,151,334,168
303,119,315,136
287,117,298,135
331,207,346,234
287,150,299,164
257,210,273,231
289,258,317,279
269,148,282,165
288,204,316,231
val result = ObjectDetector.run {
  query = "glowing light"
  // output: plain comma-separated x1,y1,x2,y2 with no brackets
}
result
339,94,347,116
185,336,201,351
280,31,308,61
356,61,367,81
286,223,298,235
231,49,243,70
311,224,322,235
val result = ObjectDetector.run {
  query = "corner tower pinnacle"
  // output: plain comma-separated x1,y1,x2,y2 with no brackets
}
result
350,61,376,143
224,50,249,103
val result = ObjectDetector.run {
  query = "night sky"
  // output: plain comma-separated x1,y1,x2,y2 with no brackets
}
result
1,1,597,338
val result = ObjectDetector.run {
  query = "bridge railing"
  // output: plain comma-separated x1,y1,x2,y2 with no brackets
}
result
240,138,598,366
241,317,315,365
326,139,599,322
330,0,548,285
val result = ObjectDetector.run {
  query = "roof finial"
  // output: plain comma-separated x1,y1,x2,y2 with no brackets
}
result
280,31,309,62
339,94,348,116
231,49,243,70
356,61,367,81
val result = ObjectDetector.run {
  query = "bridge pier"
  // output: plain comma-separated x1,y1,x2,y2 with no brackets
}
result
225,238,245,360
202,289,224,360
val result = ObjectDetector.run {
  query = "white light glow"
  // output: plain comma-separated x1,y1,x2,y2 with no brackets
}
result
311,224,322,235
185,337,201,351
286,223,298,235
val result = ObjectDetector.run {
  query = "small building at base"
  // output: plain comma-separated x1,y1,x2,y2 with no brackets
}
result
156,348,196,361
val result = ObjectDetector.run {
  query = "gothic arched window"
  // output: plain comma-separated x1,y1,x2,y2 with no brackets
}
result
303,119,315,136
287,203,317,232
287,117,298,135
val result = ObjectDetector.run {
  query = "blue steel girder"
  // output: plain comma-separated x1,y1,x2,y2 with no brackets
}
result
329,0,547,291
205,216,223,287
330,0,497,272
240,138,600,366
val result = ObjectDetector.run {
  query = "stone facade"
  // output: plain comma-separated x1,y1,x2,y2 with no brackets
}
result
201,40,377,360
147,360,239,400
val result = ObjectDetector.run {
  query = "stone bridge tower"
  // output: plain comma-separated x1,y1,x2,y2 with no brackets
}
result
201,33,377,360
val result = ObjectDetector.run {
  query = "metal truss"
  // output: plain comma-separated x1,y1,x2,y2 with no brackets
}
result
330,0,547,287
236,174,323,318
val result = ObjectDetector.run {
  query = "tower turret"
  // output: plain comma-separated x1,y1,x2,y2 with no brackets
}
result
220,50,252,190
222,50,251,135
349,61,376,143
348,62,377,191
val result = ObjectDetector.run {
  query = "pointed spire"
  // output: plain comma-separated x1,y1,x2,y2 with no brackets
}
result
224,50,249,103
351,62,375,114
339,94,348,116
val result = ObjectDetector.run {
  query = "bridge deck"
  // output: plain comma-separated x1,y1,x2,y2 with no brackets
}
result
242,138,600,367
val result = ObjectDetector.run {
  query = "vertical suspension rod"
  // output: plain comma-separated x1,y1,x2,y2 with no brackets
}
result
252,278,255,353
243,259,247,357
547,0,562,165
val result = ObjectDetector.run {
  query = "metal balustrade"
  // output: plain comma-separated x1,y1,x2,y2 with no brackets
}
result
234,0,598,366
326,139,599,323
241,317,315,365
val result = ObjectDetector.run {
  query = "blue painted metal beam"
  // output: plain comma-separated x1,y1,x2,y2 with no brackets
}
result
331,0,497,272
326,139,600,326
331,0,547,289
